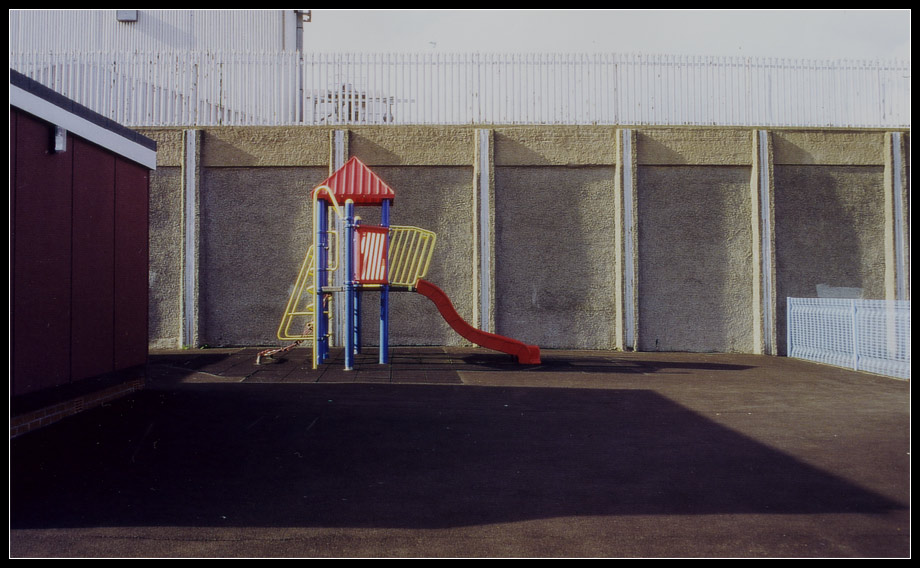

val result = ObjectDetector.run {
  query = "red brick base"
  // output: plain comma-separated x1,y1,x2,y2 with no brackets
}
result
10,378,145,439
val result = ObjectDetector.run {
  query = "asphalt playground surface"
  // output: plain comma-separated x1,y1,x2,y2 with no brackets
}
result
9,347,911,558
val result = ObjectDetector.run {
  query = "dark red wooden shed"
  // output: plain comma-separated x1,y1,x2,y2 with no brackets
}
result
10,70,157,437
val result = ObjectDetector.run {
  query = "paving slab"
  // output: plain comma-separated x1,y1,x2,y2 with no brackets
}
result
9,347,910,558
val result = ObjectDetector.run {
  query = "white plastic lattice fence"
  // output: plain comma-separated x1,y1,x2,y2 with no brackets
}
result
787,298,910,379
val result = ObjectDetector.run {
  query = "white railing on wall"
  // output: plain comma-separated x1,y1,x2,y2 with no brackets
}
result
787,298,911,380
12,51,304,126
10,51,911,128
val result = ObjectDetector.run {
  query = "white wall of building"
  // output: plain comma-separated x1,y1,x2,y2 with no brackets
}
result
9,9,307,53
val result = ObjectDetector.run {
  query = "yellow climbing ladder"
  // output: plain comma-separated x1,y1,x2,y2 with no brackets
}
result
257,245,319,364
277,245,317,341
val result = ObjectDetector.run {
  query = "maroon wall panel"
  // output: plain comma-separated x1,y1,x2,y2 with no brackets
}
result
10,111,16,220
11,112,73,396
113,159,150,370
12,107,151,400
71,138,116,381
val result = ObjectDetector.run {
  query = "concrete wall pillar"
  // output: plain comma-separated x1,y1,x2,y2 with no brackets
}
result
615,128,638,351
332,129,347,172
474,128,495,333
751,130,777,355
331,129,348,346
181,129,200,347
884,131,910,301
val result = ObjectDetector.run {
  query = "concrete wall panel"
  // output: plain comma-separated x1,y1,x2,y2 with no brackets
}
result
773,165,887,354
494,127,618,166
148,166,184,348
773,131,885,165
198,166,326,346
637,166,753,352
494,166,617,349
202,127,331,167
349,127,474,166
357,166,475,346
638,128,753,165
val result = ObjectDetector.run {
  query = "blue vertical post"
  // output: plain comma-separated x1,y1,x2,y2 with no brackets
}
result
344,199,356,371
379,199,391,364
316,199,329,364
352,214,361,357
354,284,361,355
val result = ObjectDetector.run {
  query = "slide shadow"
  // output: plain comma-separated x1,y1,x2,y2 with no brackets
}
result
457,351,755,374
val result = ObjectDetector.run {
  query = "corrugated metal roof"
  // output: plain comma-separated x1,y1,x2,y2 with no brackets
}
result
9,9,302,53
316,157,395,205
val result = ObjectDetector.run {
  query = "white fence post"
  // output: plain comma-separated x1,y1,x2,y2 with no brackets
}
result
851,300,859,371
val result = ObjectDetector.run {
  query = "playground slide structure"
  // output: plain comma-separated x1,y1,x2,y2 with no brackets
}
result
414,279,541,365
260,157,540,369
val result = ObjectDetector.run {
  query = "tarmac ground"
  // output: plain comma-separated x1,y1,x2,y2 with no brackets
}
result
9,347,911,558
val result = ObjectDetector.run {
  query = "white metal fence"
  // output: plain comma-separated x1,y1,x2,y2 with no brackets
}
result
11,51,304,127
787,298,911,379
10,51,911,128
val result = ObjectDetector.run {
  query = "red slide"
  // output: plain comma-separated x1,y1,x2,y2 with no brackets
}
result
414,279,541,365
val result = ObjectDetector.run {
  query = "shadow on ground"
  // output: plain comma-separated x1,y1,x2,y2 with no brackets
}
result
10,375,903,531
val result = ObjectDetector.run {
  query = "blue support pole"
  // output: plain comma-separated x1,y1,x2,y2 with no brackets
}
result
353,213,362,357
344,199,356,371
354,289,361,355
379,199,391,364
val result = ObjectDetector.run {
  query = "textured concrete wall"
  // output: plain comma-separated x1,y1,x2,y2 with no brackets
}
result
347,127,476,347
148,165,183,348
635,128,755,352
144,129,184,348
773,165,887,354
491,128,618,349
197,166,323,345
139,125,909,355
357,165,475,347
494,166,617,349
770,130,892,355
637,166,753,352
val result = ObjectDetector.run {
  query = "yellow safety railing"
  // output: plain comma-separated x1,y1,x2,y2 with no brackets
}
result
388,226,437,287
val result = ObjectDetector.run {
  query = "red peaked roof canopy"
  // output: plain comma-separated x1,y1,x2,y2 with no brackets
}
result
314,156,395,205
